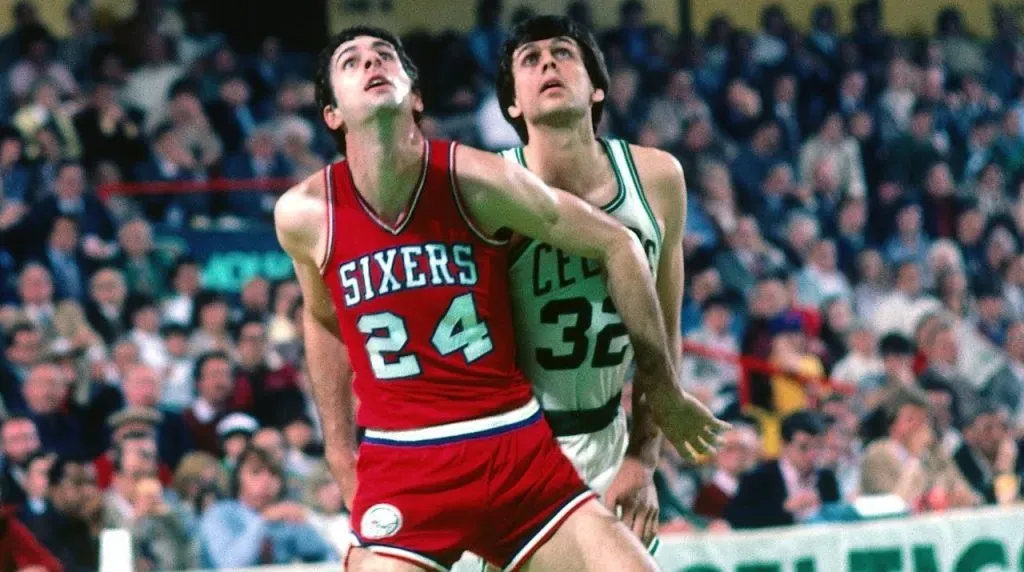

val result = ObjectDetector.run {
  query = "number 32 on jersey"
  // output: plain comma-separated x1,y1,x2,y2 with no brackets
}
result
356,292,493,380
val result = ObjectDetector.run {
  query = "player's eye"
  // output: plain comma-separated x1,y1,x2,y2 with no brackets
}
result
379,51,395,61
554,47,572,59
341,57,356,70
521,52,538,66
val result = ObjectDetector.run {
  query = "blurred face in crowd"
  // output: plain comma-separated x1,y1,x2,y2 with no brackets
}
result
762,164,793,196
910,110,934,139
237,453,282,510
119,219,153,258
1,418,40,466
810,240,837,272
926,163,954,197
173,262,201,297
667,70,696,102
24,455,52,500
691,269,721,303
715,426,759,477
123,364,161,408
6,327,41,368
51,461,99,516
896,205,922,237
979,295,1005,324
198,356,233,405
248,130,276,160
837,198,866,235
848,327,875,355
18,264,54,306
132,304,161,333
732,217,760,251
507,37,604,131
895,263,921,295
237,322,267,368
821,425,853,469
786,216,818,258
200,300,229,331
783,429,821,476
965,411,1008,459
820,113,844,143
849,110,873,140
220,79,250,107
48,217,78,253
930,327,958,365
164,331,188,358
116,443,158,500
273,281,301,317
252,428,286,465
90,269,126,308
113,340,140,376
752,279,788,318
241,277,270,313
857,250,884,285
23,364,67,415
703,305,731,335
824,298,853,333
957,209,985,245
1005,321,1024,362
283,419,313,451
54,163,86,200
223,433,251,464
890,402,930,446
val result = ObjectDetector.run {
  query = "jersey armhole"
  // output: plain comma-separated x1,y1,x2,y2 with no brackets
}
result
317,163,336,276
449,141,510,246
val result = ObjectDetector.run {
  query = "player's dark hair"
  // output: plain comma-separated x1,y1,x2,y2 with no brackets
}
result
497,15,609,143
314,25,422,155
781,410,825,443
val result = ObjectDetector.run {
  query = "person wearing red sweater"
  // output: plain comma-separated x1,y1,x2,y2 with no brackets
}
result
0,506,63,572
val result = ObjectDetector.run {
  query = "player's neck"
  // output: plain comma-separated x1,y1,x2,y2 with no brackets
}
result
345,113,425,223
522,121,606,194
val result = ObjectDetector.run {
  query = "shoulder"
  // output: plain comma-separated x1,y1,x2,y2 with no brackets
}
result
454,143,527,191
273,169,329,263
626,144,686,217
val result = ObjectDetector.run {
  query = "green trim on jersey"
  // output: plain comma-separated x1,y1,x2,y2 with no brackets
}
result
617,140,663,245
502,139,627,267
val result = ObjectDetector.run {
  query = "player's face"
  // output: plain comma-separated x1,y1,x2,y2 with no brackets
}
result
322,35,422,131
507,37,604,129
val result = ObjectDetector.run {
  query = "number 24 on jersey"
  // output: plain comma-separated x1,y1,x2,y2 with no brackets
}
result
357,292,493,380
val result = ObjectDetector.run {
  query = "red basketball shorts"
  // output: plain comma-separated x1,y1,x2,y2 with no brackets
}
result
347,398,596,571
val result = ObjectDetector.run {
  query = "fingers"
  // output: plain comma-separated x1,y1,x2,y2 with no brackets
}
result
642,506,659,546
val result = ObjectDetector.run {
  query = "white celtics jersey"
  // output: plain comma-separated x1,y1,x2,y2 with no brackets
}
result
501,139,663,412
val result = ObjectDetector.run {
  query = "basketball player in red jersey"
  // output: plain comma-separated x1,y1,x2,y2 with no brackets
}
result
275,26,727,571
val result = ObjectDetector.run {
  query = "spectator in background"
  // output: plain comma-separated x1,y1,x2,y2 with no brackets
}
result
217,413,259,473
120,35,183,122
183,351,235,455
198,446,335,568
19,363,85,459
645,70,710,150
0,416,41,505
72,81,146,174
83,267,126,348
732,120,781,206
148,80,222,170
221,127,292,224
682,294,739,413
57,2,104,83
9,31,78,102
132,124,208,227
95,418,172,491
160,324,195,412
0,504,64,572
860,387,979,511
124,295,167,371
230,318,302,427
799,112,866,199
101,430,160,529
161,257,201,327
0,127,33,208
206,74,259,154
693,424,759,519
714,216,786,297
831,322,882,391
130,476,193,571
726,411,840,529
114,219,169,299
796,239,851,309
38,217,87,303
12,80,80,162
44,456,100,572
172,451,227,522
188,292,232,356
118,364,192,469
954,404,1022,504
302,462,349,558
602,67,646,142
918,321,976,429
468,0,505,81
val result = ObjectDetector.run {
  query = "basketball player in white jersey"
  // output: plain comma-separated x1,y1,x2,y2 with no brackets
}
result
455,17,700,571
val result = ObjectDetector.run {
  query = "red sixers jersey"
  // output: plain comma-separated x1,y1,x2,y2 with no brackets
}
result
320,140,534,430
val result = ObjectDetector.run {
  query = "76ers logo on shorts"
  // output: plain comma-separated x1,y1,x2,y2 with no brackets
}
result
361,503,403,539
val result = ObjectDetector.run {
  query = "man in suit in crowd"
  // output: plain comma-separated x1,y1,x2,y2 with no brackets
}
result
726,410,840,528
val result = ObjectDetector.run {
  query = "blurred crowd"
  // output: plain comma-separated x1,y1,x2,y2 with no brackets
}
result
1,0,1024,569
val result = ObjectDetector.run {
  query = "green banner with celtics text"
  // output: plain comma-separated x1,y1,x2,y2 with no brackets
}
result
653,507,1024,572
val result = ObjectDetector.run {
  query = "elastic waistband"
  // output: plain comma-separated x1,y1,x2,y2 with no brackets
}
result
362,399,541,446
544,392,622,437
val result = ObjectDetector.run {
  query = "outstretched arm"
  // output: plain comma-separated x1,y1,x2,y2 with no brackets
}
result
274,177,358,506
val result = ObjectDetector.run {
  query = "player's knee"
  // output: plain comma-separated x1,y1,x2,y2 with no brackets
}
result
346,547,423,572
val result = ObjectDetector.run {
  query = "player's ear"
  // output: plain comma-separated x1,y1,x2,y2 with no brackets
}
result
591,88,606,104
507,100,523,120
412,91,425,114
323,104,344,131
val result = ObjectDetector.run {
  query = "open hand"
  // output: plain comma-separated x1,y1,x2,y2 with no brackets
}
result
655,391,731,463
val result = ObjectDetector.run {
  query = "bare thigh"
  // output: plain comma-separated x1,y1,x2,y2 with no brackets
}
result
521,498,658,572
347,547,433,572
